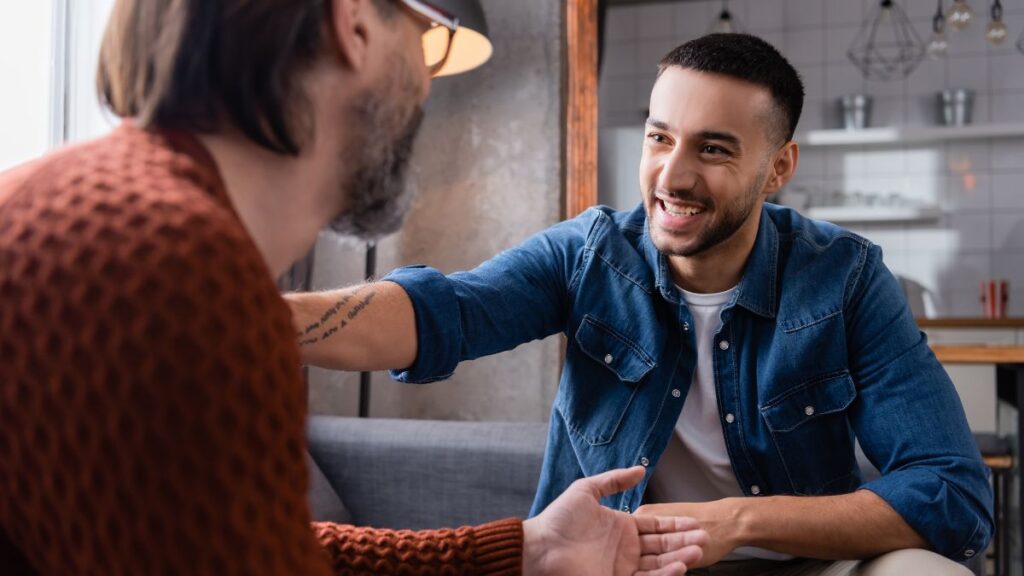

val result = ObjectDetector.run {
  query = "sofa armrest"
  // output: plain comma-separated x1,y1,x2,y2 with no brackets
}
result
307,416,547,530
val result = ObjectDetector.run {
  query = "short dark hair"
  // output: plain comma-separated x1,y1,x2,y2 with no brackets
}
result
97,0,396,156
657,33,804,144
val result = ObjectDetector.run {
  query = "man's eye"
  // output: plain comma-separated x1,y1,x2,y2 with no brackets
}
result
701,145,728,155
647,133,668,144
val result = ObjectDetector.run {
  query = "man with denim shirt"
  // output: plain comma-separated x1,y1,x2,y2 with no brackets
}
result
288,34,991,574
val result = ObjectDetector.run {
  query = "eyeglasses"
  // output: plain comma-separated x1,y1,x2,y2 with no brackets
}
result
398,0,460,77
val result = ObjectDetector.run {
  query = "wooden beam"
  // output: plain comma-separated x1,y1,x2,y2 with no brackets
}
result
564,0,599,219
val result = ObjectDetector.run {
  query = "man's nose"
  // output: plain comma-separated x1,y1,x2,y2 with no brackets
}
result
658,147,699,193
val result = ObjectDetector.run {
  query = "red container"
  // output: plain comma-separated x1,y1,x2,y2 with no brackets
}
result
981,279,1009,319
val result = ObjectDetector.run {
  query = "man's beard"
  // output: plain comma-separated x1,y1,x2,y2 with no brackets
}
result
328,65,424,241
653,164,768,258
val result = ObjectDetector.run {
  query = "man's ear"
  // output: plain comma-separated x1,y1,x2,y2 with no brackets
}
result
328,0,371,72
764,141,799,195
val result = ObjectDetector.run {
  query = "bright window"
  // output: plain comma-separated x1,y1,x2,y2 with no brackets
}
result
0,1,60,171
0,0,116,172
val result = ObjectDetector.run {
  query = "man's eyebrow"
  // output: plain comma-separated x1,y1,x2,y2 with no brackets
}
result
645,120,743,148
699,131,742,146
645,118,672,131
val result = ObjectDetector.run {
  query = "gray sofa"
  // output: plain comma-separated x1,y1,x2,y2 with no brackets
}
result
305,416,983,574
306,416,547,529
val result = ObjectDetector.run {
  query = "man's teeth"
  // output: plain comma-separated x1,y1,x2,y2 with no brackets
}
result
664,203,704,217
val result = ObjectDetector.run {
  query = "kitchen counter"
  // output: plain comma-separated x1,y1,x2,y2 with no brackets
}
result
917,318,1024,329
931,345,1024,364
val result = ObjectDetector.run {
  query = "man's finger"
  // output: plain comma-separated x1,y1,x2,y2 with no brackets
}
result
640,529,709,555
635,515,701,535
635,561,688,576
638,545,704,571
578,466,646,499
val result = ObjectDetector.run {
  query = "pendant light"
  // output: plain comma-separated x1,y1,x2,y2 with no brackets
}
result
947,0,973,30
927,0,949,58
709,1,742,34
986,0,1008,45
848,0,926,80
419,0,493,77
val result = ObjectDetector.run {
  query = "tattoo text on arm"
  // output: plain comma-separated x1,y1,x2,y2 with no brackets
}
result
297,287,378,347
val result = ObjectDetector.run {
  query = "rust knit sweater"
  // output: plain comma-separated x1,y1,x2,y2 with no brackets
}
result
0,124,523,575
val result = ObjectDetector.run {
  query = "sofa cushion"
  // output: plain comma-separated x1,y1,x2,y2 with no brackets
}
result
306,451,351,523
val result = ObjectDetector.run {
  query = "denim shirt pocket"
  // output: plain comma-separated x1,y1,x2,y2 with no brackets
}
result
561,315,655,447
760,371,859,495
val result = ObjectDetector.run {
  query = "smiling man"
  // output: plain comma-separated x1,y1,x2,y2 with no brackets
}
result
287,34,992,574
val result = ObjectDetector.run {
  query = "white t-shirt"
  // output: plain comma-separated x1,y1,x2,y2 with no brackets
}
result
647,286,793,562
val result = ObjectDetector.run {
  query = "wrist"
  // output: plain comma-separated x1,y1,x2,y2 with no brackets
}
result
728,496,760,549
521,518,548,575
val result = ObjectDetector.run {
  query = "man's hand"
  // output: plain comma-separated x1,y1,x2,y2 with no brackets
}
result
523,467,708,576
635,500,746,568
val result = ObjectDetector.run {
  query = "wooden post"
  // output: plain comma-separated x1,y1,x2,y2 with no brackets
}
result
564,0,599,219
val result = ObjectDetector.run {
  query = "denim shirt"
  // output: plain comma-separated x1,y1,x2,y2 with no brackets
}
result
383,203,993,560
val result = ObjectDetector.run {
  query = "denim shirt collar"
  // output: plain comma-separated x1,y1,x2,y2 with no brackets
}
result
642,205,779,318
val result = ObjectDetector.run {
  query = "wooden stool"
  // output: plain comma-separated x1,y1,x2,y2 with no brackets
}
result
977,433,1012,576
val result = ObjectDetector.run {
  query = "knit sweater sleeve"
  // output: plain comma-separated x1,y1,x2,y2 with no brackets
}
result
312,519,523,575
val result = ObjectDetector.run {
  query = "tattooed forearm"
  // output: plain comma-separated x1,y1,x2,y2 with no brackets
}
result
299,286,368,337
297,288,378,347
347,291,376,320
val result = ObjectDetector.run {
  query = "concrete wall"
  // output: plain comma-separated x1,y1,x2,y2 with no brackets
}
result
308,0,565,422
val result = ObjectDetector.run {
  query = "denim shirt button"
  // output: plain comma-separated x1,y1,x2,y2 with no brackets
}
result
622,505,631,513
683,322,690,331
719,340,730,351
672,389,682,398
725,413,735,424
750,485,761,495
640,457,650,467
804,406,815,416
964,549,975,558
604,353,613,364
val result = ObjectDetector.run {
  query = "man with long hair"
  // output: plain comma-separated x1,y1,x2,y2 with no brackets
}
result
0,1,708,574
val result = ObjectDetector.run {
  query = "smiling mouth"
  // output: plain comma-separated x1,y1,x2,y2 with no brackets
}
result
658,198,706,217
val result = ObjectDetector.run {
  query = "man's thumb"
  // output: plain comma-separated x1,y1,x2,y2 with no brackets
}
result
581,466,645,500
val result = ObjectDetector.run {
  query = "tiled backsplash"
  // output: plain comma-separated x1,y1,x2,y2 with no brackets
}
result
600,0,1024,317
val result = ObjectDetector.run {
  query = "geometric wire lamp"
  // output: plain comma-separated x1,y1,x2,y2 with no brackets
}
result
848,0,926,80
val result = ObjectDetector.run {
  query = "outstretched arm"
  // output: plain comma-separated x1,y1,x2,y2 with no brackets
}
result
285,281,417,371
637,490,925,567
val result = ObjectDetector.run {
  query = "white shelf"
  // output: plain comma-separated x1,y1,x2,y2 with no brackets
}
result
796,122,1024,147
805,205,943,224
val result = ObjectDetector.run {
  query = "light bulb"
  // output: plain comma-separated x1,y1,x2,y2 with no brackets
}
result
948,0,973,29
927,33,949,57
713,10,735,34
987,20,1008,44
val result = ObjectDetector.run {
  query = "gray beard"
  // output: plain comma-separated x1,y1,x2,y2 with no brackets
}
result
328,102,424,241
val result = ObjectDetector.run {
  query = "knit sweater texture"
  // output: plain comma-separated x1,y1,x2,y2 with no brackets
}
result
0,124,523,575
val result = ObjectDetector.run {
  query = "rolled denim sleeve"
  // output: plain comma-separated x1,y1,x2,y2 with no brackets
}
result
845,244,993,560
384,210,598,384
383,265,464,383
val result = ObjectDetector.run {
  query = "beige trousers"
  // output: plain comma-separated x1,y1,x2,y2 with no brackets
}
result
687,550,973,576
